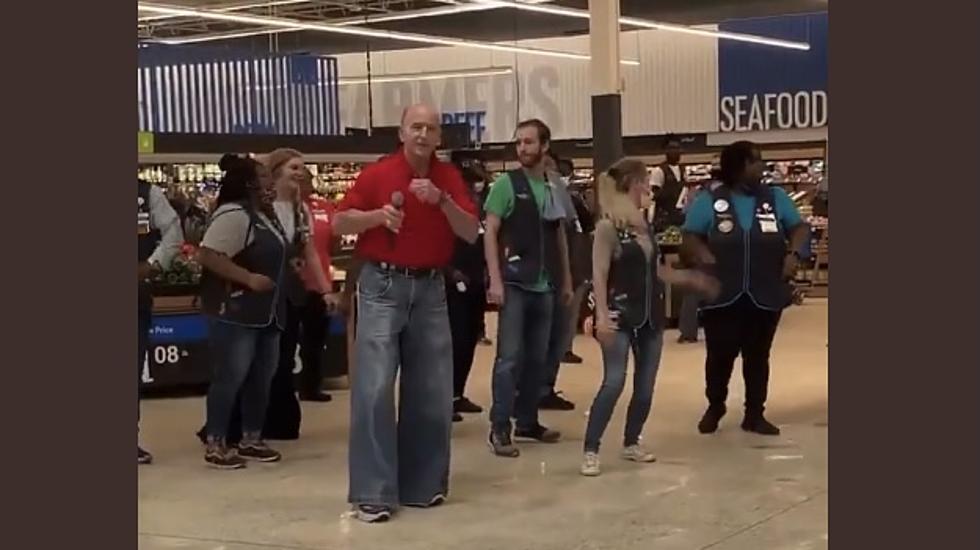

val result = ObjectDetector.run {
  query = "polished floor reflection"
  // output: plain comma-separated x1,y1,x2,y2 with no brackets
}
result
139,300,828,550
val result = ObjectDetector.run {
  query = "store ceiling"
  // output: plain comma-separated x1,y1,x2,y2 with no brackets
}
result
138,0,828,55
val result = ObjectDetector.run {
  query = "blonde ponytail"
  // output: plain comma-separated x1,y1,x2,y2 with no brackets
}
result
596,158,648,228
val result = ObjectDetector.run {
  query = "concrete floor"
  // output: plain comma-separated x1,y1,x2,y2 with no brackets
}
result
138,300,828,550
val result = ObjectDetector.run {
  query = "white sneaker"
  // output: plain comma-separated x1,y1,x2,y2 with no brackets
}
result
622,445,656,463
580,452,601,476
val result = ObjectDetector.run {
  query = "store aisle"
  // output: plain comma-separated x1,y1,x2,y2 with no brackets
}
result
138,300,828,550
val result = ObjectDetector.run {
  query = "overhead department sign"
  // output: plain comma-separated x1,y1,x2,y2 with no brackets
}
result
718,13,828,133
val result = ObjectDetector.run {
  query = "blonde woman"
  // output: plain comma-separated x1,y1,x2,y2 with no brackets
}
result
582,159,716,477
264,148,333,438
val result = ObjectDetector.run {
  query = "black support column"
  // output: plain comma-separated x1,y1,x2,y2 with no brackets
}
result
589,0,624,213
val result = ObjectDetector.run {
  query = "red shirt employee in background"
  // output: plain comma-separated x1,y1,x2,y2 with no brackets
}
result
333,103,478,524
296,168,341,401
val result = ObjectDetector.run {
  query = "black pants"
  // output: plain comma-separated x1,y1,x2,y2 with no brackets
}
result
298,291,329,395
264,299,304,439
447,284,485,398
701,296,782,414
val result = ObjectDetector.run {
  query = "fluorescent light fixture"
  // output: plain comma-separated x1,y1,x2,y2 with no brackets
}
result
338,67,514,85
155,3,491,40
138,0,311,23
476,0,811,51
138,2,640,65
333,4,491,27
154,27,299,44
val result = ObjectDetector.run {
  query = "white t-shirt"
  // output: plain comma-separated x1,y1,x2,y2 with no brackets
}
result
650,164,687,215
650,165,682,189
273,200,314,243
200,203,284,257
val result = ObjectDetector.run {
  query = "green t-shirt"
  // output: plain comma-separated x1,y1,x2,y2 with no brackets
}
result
484,171,552,292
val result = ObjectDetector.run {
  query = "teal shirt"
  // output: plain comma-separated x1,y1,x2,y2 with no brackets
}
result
682,186,803,235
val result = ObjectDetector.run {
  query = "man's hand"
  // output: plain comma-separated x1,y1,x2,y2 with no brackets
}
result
246,273,276,292
409,178,443,205
374,205,405,233
487,277,505,306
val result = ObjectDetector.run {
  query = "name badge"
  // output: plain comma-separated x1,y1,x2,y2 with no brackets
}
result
713,199,730,213
456,281,468,293
138,212,150,235
759,220,779,233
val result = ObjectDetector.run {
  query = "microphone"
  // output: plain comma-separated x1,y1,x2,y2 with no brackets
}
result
391,190,405,212
388,191,404,247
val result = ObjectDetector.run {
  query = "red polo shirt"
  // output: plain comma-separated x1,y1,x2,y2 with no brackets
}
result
300,195,334,291
338,150,476,268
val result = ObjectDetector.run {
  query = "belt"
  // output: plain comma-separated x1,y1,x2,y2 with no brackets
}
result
373,261,441,279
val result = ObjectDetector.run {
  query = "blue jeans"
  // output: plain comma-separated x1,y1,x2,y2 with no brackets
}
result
584,324,664,453
539,292,572,398
490,285,555,433
348,263,453,508
205,321,281,440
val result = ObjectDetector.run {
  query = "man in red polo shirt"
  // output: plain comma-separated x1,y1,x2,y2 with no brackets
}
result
333,103,479,524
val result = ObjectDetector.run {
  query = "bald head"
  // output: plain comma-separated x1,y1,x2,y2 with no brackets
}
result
400,103,442,162
401,103,440,125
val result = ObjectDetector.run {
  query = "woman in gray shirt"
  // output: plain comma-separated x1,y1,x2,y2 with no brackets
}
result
197,154,290,470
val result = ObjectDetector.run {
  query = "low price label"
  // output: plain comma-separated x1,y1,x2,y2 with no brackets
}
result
142,313,211,388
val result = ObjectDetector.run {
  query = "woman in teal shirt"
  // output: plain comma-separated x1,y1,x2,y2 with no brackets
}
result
681,141,809,437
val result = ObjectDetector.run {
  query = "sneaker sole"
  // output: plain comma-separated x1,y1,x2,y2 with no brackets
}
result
486,439,520,458
580,469,601,477
239,454,282,463
741,426,781,436
514,434,562,444
206,461,247,470
622,455,657,463
355,512,392,523
404,495,446,508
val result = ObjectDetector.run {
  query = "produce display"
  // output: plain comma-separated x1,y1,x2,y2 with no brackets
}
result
151,244,202,289
657,226,683,246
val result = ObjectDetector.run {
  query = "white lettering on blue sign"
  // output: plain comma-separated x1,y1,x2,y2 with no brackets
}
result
719,91,828,132
442,111,487,144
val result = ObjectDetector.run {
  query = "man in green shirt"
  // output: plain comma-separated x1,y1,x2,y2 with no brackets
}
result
483,119,573,458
